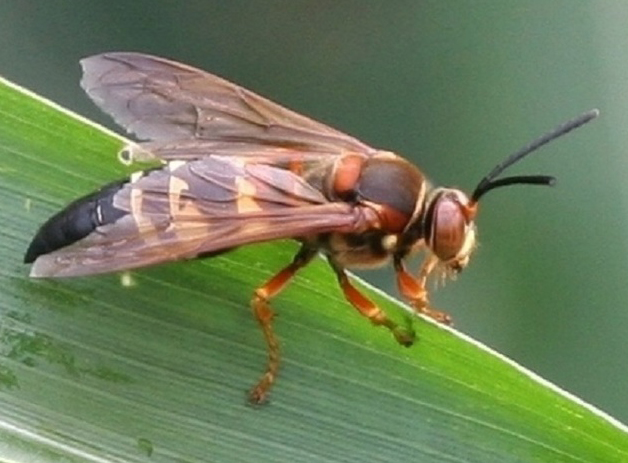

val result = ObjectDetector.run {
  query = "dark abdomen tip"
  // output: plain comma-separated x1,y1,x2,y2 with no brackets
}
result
24,180,127,263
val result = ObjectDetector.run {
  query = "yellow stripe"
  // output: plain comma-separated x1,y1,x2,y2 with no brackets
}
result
168,175,189,218
235,176,263,214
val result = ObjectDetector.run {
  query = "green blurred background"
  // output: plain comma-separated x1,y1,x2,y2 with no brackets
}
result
1,0,627,425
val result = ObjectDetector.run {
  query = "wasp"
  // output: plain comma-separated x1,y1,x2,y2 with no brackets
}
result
23,53,598,403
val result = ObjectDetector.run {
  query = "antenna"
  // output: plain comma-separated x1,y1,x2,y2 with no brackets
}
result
470,109,599,204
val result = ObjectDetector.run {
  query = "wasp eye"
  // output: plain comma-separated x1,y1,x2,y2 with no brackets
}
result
430,194,468,262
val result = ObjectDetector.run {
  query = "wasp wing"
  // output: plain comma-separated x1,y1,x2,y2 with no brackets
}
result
81,52,375,160
122,139,353,164
29,157,366,278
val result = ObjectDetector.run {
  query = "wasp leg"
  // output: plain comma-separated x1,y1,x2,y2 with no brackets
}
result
394,256,452,324
249,245,317,404
328,259,415,346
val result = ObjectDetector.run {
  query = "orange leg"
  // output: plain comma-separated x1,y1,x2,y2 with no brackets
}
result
417,254,439,286
329,260,415,346
249,246,316,404
395,256,452,324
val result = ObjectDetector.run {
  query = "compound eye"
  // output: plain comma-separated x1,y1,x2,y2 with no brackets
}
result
431,196,467,262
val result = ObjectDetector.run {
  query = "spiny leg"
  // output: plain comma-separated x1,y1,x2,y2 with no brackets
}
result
249,245,317,404
328,259,415,346
394,256,452,324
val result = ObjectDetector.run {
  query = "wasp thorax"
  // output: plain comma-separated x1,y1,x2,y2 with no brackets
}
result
426,189,476,270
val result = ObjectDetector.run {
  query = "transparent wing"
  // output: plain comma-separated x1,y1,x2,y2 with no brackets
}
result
81,52,376,159
29,157,366,277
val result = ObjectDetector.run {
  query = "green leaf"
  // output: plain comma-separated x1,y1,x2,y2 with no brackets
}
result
0,75,627,463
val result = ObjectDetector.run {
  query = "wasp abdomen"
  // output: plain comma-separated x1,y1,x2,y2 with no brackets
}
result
24,180,128,263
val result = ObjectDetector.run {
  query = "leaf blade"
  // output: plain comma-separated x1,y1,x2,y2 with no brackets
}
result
0,75,627,463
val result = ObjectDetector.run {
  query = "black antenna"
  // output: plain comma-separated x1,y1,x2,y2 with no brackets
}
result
471,109,599,203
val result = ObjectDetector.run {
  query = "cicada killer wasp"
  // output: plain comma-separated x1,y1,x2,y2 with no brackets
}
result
24,53,599,403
